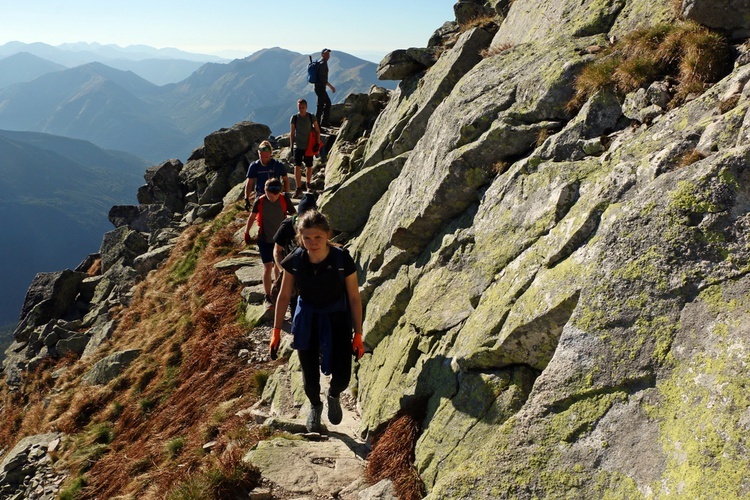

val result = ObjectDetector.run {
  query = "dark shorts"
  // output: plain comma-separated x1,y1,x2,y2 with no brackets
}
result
257,240,275,264
293,148,314,167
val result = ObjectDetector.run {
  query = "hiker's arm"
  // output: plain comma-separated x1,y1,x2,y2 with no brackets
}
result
244,178,255,200
313,119,321,135
273,270,294,328
273,243,285,269
290,121,296,147
328,82,336,93
345,273,362,335
244,212,256,234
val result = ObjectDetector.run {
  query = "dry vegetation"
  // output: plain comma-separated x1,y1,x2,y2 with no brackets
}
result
365,407,425,500
0,205,281,498
569,20,731,110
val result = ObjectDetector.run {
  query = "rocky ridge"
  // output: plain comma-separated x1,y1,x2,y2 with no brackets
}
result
4,0,750,498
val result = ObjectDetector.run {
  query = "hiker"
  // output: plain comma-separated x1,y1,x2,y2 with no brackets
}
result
271,210,364,433
290,99,322,198
272,192,318,311
244,177,296,309
244,140,290,210
314,48,336,127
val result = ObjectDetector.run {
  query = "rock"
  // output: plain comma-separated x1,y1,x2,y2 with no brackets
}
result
358,479,398,500
133,244,174,276
362,26,493,172
13,270,87,343
203,121,271,169
376,47,441,81
108,204,174,233
99,226,149,273
137,159,186,213
320,153,409,233
183,202,223,224
243,438,365,497
81,320,117,359
682,0,750,40
82,349,142,385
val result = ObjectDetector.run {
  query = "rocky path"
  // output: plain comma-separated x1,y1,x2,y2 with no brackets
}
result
227,233,396,499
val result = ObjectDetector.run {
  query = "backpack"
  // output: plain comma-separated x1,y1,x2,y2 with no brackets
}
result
255,193,290,237
307,56,319,84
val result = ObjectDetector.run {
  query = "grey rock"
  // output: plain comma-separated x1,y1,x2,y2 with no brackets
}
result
204,121,271,169
108,203,174,233
13,270,86,343
682,0,750,40
99,226,149,273
136,159,186,213
81,320,117,359
133,244,174,276
82,349,142,385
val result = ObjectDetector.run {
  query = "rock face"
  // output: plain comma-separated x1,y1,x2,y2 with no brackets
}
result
6,0,750,498
682,0,750,39
319,0,750,498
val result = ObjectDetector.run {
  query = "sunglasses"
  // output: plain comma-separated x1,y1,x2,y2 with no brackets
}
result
266,186,281,193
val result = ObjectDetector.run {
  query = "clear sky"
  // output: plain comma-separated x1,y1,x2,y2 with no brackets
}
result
1,1,457,62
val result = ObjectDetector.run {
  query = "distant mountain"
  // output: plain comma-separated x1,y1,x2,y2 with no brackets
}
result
0,41,228,85
0,129,148,326
0,52,66,89
0,47,396,162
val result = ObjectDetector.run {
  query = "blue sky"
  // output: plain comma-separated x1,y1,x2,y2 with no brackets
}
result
1,1,457,62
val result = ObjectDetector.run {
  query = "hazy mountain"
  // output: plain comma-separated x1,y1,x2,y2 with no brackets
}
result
0,47,395,162
0,52,66,89
0,41,228,85
0,129,148,326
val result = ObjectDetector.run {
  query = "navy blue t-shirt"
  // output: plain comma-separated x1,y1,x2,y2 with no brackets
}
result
246,159,287,196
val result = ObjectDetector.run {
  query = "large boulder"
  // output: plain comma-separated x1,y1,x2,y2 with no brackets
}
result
108,204,175,233
83,349,142,386
136,159,186,213
203,121,271,169
681,0,750,39
99,226,149,273
362,27,493,170
13,270,87,343
376,47,441,81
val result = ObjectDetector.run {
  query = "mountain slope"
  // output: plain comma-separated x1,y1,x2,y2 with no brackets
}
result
0,130,147,326
0,48,394,162
0,52,66,89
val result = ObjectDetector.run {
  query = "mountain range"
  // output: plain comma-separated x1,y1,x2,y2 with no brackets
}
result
0,44,394,162
0,129,147,328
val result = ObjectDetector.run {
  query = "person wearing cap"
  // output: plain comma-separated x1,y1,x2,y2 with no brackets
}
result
245,177,296,309
290,98,322,197
244,140,290,209
314,49,336,127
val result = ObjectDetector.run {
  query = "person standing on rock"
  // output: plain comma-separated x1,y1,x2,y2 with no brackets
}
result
244,177,296,310
314,48,336,128
271,210,364,433
244,140,290,210
290,99,321,198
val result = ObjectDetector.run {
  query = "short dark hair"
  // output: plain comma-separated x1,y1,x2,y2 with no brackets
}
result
297,98,308,106
295,210,331,245
265,177,282,189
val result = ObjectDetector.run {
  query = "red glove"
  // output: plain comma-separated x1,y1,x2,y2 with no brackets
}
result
244,231,252,245
352,332,364,360
270,328,281,360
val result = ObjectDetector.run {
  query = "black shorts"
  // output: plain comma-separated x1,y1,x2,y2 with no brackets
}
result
293,148,314,168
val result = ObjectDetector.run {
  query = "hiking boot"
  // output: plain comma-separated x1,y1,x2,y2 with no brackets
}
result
327,392,342,425
293,187,303,198
264,294,274,310
306,402,324,433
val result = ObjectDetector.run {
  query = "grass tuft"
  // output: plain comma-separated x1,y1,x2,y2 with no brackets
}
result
570,21,730,111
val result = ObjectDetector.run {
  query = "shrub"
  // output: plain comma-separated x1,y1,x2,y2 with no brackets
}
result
165,436,186,459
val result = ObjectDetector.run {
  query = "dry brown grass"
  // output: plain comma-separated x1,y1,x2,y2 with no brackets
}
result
676,149,706,169
0,206,277,498
365,409,425,500
459,13,500,33
481,42,513,58
570,21,730,111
